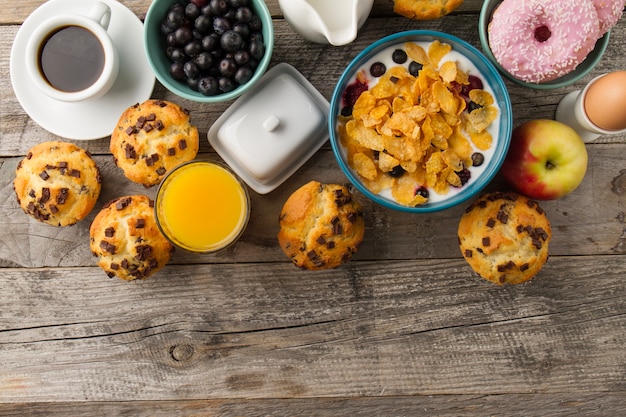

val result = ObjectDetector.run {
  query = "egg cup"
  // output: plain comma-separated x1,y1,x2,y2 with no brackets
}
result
555,73,626,142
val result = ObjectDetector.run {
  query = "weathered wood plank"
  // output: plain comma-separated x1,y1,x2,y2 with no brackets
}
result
2,392,626,417
0,255,624,402
1,144,625,268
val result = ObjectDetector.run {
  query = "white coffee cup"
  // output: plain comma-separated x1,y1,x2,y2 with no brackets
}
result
25,2,119,102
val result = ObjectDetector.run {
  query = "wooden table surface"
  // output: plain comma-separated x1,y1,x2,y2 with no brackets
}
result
1,0,626,415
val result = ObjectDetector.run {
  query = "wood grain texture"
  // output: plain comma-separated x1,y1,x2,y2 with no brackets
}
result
1,255,625,403
1,394,626,417
2,0,626,415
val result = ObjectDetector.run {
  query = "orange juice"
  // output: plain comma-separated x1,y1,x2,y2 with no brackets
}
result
155,161,250,252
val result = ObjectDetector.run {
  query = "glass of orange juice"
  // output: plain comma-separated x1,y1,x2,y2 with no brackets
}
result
155,160,250,253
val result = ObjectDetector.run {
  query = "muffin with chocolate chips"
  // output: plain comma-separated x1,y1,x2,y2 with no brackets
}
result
89,195,173,281
13,141,101,226
458,191,551,285
110,99,199,187
278,181,365,270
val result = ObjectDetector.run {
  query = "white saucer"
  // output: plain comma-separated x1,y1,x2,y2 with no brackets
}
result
10,0,155,140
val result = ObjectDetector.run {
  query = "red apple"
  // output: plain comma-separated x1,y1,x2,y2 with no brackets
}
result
501,119,588,200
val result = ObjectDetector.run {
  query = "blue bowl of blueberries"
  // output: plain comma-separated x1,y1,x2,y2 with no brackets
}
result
144,0,274,102
329,30,513,213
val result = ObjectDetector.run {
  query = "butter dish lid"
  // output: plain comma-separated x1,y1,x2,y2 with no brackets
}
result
207,63,329,194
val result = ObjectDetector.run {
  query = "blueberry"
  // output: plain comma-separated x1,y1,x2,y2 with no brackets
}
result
248,57,259,70
210,47,224,60
219,76,236,93
183,61,201,79
200,4,213,16
184,40,203,57
219,57,237,77
415,186,429,199
170,3,185,14
232,22,250,39
202,34,218,51
210,0,229,15
370,62,386,77
192,29,204,40
249,32,263,43
194,15,212,33
467,101,482,112
168,47,187,62
388,165,405,178
213,16,231,34
169,61,185,80
235,6,253,22
408,61,423,76
194,52,213,70
392,49,407,64
223,8,236,20
234,49,250,65
186,77,200,90
234,66,253,85
167,9,184,28
185,3,201,19
174,26,193,45
249,15,262,31
198,76,219,95
455,169,471,187
471,152,485,167
249,38,264,60
161,21,176,35
220,30,243,52
166,32,177,47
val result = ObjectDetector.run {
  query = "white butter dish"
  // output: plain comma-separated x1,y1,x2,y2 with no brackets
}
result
207,62,329,194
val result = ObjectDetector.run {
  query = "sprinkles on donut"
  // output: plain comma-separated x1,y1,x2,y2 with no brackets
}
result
487,0,618,84
591,0,625,36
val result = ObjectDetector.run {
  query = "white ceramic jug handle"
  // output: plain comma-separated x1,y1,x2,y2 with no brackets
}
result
88,2,111,30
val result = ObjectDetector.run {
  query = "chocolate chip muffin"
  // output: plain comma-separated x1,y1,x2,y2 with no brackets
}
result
13,141,101,226
89,195,174,281
110,99,199,187
458,192,551,285
393,0,464,20
278,181,365,270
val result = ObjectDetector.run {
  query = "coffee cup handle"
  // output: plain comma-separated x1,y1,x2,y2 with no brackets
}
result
87,2,112,30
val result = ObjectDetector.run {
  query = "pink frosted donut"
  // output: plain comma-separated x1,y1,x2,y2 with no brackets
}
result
591,0,625,36
488,0,600,84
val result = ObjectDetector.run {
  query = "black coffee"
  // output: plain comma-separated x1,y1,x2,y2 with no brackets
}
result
38,25,105,92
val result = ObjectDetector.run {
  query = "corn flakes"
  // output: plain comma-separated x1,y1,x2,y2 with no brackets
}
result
338,40,499,207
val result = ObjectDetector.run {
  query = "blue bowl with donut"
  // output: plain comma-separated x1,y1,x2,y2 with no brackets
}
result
329,30,513,213
479,0,611,90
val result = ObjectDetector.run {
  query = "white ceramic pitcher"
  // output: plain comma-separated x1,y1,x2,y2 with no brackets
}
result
278,0,374,46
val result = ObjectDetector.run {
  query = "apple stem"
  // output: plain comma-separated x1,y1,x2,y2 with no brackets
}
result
546,161,556,170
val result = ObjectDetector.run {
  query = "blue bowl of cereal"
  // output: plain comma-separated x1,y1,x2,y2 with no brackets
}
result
329,30,513,213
